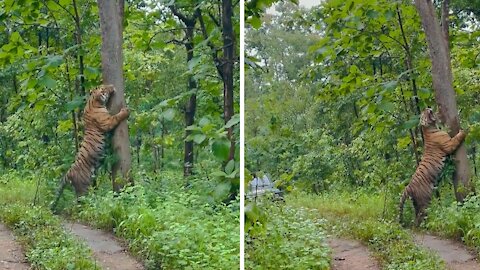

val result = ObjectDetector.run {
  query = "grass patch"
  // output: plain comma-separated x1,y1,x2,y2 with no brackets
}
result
0,172,97,269
245,202,331,270
0,172,42,205
288,191,446,270
0,204,97,269
426,193,480,254
71,175,240,270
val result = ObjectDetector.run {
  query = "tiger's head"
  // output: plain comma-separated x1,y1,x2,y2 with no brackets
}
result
420,108,436,127
90,84,115,105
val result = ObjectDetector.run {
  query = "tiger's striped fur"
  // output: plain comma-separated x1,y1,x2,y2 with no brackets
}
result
399,108,466,226
51,84,129,211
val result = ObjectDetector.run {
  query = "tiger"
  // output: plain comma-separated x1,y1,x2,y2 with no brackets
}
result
51,84,129,211
399,108,466,226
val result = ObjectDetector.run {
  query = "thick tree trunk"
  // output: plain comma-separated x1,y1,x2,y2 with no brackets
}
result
97,0,133,192
414,0,472,202
222,0,235,161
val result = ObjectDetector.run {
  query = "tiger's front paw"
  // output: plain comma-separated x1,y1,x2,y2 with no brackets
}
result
120,107,130,118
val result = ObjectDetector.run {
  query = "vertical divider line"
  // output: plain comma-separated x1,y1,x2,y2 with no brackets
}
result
239,0,245,268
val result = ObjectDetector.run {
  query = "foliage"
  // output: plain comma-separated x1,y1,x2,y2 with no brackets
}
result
0,1,239,268
425,187,480,253
0,204,96,270
71,172,240,270
245,202,331,270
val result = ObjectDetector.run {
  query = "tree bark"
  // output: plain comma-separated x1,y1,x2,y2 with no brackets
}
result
183,25,197,177
72,0,85,97
169,6,198,177
414,0,472,202
222,0,235,161
97,0,132,192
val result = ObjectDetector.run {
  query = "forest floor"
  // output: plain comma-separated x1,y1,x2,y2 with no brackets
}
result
328,229,480,270
414,233,480,270
329,238,380,270
0,224,29,270
63,222,144,270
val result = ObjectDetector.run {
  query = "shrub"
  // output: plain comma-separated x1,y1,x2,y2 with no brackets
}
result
74,183,240,270
0,204,96,269
245,203,331,270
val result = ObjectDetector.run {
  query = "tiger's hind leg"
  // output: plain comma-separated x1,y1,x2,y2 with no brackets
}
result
50,177,67,213
413,200,428,227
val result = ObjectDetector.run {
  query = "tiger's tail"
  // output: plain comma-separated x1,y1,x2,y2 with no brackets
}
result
50,175,68,213
398,187,410,225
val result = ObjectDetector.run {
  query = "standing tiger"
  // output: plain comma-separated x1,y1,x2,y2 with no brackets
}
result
399,108,466,226
51,84,129,210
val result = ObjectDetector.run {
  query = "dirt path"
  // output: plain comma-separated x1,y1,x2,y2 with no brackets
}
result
329,238,380,270
63,222,144,270
414,233,480,270
0,224,29,270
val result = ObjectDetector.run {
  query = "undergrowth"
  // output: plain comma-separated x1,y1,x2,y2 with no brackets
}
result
0,204,97,269
0,173,98,269
70,172,240,270
288,191,446,270
245,202,331,270
426,192,480,254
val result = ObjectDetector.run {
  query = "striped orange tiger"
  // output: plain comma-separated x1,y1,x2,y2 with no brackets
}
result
399,108,466,226
51,84,129,210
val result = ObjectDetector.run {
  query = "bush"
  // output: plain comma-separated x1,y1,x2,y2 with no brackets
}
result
245,203,331,270
0,204,96,270
426,193,480,252
73,183,240,270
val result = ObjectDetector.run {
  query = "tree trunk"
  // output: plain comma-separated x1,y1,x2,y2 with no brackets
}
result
414,0,472,202
183,26,197,177
222,0,235,161
168,6,199,177
97,0,133,192
72,0,85,96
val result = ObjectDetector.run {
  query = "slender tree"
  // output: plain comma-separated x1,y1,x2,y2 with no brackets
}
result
168,5,200,177
97,0,133,191
222,0,235,162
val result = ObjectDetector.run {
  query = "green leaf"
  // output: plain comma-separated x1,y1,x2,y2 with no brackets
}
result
383,80,397,91
10,32,21,42
45,55,63,68
213,182,231,200
38,75,56,89
378,101,395,112
65,96,84,111
187,56,201,71
161,108,175,121
403,118,419,129
250,17,262,29
199,117,210,127
225,159,235,174
225,114,240,128
192,134,206,144
212,139,231,161
186,125,201,131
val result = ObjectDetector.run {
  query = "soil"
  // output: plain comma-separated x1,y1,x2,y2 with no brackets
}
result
63,222,144,270
329,238,380,270
414,233,480,270
0,224,29,270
